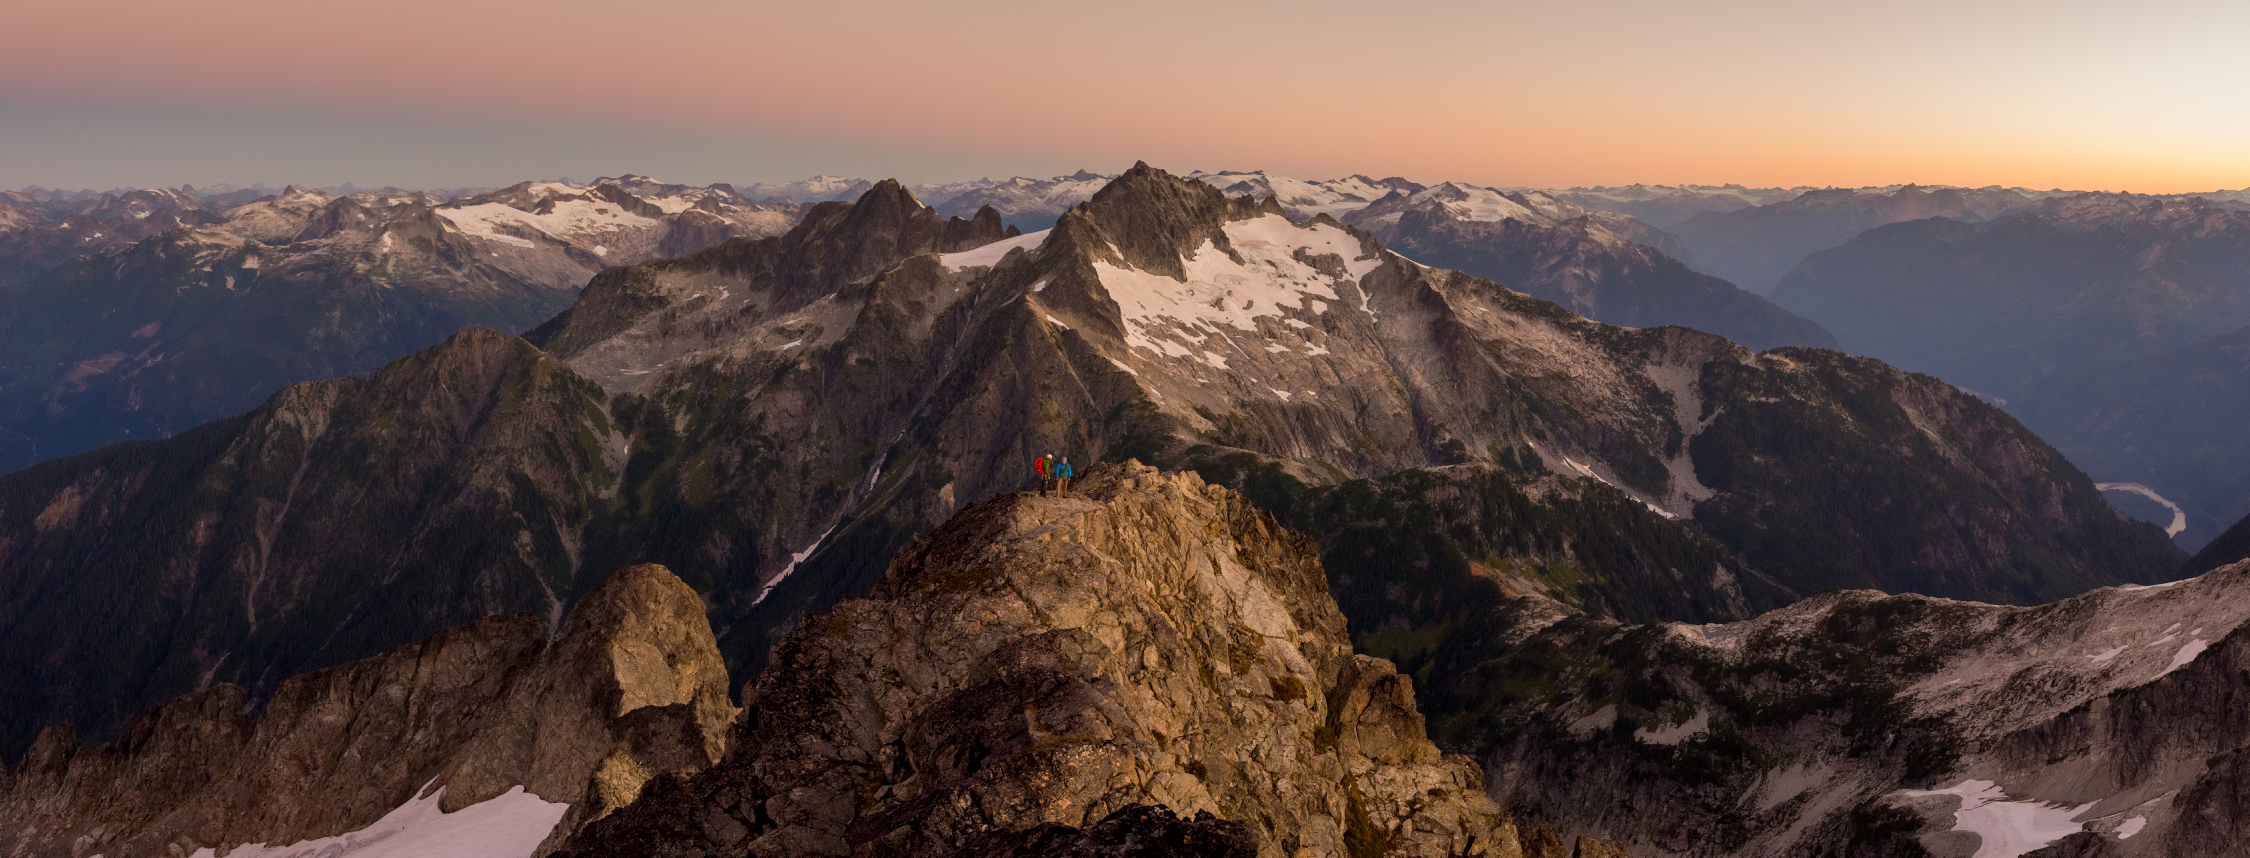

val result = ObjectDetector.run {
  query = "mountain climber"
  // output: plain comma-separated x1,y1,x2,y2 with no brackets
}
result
1056,456,1074,498
1034,452,1054,496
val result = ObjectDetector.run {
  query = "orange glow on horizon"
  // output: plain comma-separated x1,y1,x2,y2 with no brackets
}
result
4,0,2246,193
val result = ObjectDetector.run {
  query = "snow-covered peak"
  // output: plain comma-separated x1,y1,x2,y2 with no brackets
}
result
1185,171,1429,220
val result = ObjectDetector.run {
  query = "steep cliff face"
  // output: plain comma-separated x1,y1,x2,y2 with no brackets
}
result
1445,558,2250,857
558,463,1516,858
0,563,733,858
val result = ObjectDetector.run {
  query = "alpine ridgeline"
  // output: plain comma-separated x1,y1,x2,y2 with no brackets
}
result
0,563,734,858
0,178,796,471
1446,557,2250,857
555,462,1534,858
0,165,2179,760
1342,181,1837,351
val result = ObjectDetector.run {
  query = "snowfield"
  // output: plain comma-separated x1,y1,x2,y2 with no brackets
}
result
177,784,566,858
439,197,657,247
938,229,1049,270
1092,214,1378,366
1898,780,2096,858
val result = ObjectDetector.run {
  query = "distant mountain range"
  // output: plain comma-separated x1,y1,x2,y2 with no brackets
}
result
1669,184,2040,294
0,177,798,470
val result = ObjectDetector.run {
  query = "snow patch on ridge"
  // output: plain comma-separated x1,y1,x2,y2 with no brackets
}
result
1896,780,2096,858
440,197,656,248
938,229,1048,270
184,783,566,858
1094,215,1377,363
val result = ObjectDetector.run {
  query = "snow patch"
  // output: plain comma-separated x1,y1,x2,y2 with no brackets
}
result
188,783,566,858
937,229,1048,270
1897,780,2096,858
1559,454,1678,519
2115,816,2146,839
755,523,838,606
1633,708,1709,746
2119,579,2190,594
2087,646,2125,664
440,197,655,249
1094,214,1379,365
2157,638,2208,677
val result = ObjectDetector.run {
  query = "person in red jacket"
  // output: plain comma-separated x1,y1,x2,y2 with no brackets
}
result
1034,453,1054,496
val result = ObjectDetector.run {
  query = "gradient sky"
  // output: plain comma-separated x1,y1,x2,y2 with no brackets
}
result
5,0,2247,193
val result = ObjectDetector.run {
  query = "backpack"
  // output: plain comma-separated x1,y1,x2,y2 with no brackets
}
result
1034,456,1049,477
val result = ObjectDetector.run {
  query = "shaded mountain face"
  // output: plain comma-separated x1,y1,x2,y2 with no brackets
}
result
1435,557,2250,857
1672,185,2033,293
1772,195,2250,399
2185,510,2250,576
1353,190,1837,352
1768,194,2250,550
2012,321,2250,549
0,177,799,471
0,563,734,858
0,166,2180,763
557,464,1521,858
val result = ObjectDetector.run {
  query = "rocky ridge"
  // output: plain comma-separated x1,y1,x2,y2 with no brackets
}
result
1445,558,2250,856
0,563,734,858
557,462,1534,858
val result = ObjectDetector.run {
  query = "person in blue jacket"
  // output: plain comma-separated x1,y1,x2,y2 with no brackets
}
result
1055,456,1074,498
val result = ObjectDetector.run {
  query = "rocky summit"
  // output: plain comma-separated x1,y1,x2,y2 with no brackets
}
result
558,462,1561,858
